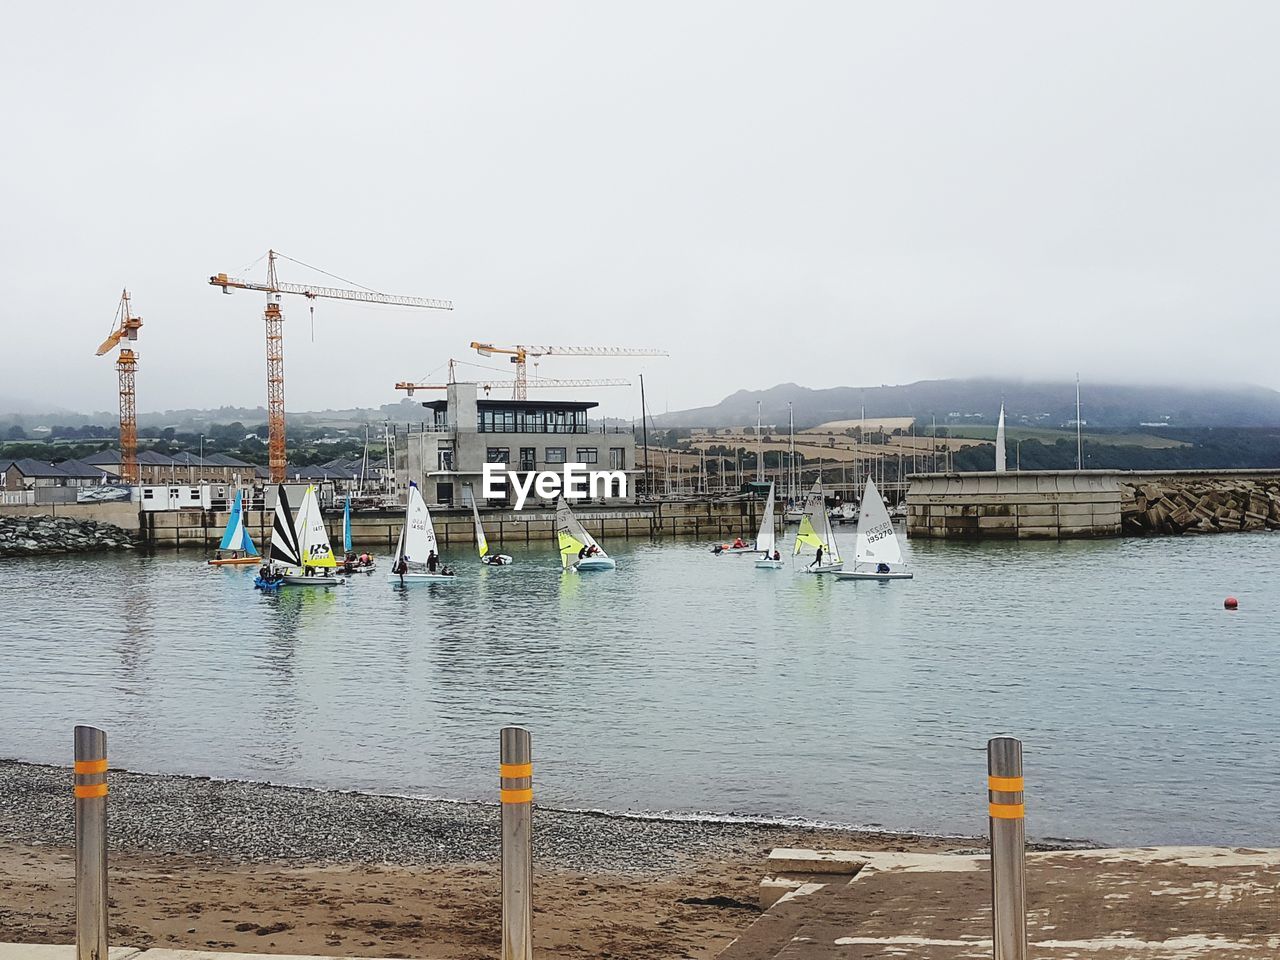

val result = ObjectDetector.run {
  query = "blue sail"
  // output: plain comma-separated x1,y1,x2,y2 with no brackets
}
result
343,495,352,553
219,490,260,556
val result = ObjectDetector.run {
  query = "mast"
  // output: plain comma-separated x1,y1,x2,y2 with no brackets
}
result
639,374,651,498
1075,374,1083,469
787,401,795,503
755,400,763,483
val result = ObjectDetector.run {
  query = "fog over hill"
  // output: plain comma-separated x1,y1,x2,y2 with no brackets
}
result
652,380,1280,430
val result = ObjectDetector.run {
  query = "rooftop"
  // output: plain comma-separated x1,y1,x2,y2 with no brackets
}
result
422,398,599,413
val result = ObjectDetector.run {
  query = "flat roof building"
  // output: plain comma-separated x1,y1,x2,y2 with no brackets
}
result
398,382,635,507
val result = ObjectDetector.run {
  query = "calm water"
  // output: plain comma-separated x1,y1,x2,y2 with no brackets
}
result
2,529,1277,845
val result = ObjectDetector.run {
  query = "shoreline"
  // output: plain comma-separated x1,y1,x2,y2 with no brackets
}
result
0,759,1015,959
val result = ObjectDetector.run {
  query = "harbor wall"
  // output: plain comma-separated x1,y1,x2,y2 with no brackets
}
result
137,497,764,550
907,468,1280,539
0,501,140,529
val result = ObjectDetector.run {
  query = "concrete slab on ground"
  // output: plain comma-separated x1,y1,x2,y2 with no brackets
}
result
723,846,1280,960
0,950,396,960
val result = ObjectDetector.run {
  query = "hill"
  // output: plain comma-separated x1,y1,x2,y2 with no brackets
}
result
653,379,1280,430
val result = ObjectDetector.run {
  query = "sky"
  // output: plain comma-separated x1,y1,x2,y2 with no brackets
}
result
1,2,1277,421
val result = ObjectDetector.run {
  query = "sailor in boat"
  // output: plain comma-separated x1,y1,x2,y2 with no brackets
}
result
876,562,891,574
732,537,746,549
393,555,409,584
810,545,824,570
711,544,724,555
427,550,439,573
771,548,781,562
215,550,222,561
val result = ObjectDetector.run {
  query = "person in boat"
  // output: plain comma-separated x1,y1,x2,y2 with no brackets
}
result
393,555,408,583
876,562,891,574
732,537,746,549
426,550,439,573
810,545,824,569
214,550,223,561
712,544,724,555
772,549,781,562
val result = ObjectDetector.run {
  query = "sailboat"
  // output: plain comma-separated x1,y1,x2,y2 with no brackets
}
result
835,477,913,581
754,481,784,569
208,489,260,565
388,483,456,583
339,494,375,573
793,481,843,573
557,496,615,571
284,485,345,586
470,488,513,566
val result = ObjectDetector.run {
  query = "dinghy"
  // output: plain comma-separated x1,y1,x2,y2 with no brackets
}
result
754,481,784,569
388,483,456,583
470,488,512,566
281,485,345,586
338,495,376,573
557,496,615,571
794,481,844,573
208,490,260,565
835,477,913,581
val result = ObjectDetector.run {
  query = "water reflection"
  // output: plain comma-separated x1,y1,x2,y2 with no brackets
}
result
2,531,1280,844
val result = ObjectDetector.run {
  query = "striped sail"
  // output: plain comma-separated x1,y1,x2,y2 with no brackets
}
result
269,485,302,568
556,496,604,568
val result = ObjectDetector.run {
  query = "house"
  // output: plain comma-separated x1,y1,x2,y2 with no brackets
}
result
2,459,67,490
53,458,113,487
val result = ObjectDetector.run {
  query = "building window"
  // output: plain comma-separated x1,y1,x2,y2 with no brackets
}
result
545,447,566,464
609,447,625,469
439,450,454,470
436,482,454,505
576,448,598,464
486,447,510,463
519,447,536,471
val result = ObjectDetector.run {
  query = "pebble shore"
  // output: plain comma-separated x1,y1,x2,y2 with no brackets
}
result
0,761,907,874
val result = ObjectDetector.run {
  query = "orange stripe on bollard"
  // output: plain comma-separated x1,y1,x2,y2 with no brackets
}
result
75,759,108,775
74,783,108,799
501,763,533,778
500,788,533,804
989,802,1024,819
988,776,1023,792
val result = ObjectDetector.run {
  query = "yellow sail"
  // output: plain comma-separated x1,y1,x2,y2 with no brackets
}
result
558,529,585,569
297,485,338,568
793,515,826,556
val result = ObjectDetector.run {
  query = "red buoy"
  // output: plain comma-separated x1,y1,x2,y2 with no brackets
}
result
1224,596,1239,610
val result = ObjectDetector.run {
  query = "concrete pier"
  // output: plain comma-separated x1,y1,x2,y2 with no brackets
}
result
907,471,1123,540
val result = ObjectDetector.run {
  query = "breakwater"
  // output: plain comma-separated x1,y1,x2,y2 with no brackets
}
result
138,497,764,549
907,469,1280,539
0,514,135,557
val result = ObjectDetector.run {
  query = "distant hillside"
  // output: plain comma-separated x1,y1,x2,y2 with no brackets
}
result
654,379,1280,430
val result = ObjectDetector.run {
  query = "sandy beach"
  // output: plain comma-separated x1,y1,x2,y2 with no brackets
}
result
0,760,975,959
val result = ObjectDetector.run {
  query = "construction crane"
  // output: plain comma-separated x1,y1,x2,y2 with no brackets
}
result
396,359,631,396
210,249,452,483
469,343,667,400
95,290,144,484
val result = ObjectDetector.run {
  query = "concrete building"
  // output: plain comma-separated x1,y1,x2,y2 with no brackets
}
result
399,382,635,507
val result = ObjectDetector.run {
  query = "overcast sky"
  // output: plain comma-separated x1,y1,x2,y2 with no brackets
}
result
1,2,1276,420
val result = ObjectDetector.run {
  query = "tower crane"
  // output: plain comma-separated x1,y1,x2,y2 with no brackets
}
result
95,290,144,484
210,249,452,483
469,343,667,400
396,359,631,396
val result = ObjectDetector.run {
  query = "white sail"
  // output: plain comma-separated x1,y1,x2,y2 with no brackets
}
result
995,402,1007,473
395,484,438,566
793,481,840,561
269,485,302,569
556,496,605,567
295,485,337,568
755,481,777,554
854,477,902,568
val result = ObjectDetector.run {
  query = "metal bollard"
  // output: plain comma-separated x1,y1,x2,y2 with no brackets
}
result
500,726,533,960
74,725,109,960
988,737,1026,960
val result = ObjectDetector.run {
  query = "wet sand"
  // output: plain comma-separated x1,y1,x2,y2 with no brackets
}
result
0,761,974,958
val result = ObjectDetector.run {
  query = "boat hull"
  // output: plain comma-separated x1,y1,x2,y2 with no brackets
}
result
388,572,458,583
208,557,260,566
755,559,785,569
253,576,282,591
836,570,914,581
803,561,845,574
281,574,346,586
481,555,514,566
572,557,616,571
